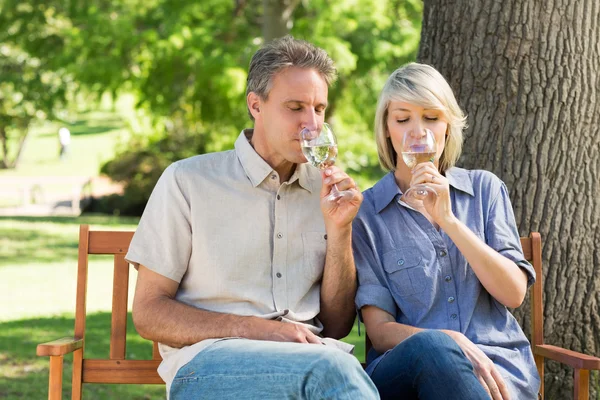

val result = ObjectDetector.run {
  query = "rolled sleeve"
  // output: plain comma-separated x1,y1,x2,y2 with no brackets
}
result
125,162,192,283
486,181,536,287
353,218,397,319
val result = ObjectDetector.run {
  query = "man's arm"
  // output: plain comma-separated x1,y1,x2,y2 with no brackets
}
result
132,265,323,347
318,225,357,339
317,167,363,339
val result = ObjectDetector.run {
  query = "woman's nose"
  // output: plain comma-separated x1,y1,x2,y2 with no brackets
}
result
408,125,427,138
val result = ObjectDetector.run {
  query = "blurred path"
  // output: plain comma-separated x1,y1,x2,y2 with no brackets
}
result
0,176,122,216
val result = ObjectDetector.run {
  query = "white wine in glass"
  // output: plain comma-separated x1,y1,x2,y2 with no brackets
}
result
399,128,437,209
301,123,352,202
302,143,337,170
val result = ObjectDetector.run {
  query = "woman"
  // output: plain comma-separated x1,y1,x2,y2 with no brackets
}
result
353,63,540,400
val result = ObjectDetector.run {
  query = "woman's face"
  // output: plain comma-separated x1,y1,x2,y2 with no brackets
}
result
386,100,449,170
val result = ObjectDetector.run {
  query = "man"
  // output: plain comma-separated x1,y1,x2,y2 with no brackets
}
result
126,36,379,399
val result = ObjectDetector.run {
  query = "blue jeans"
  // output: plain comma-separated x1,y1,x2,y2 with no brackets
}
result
170,338,380,399
368,330,489,400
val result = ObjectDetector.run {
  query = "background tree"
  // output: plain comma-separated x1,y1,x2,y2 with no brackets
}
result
418,0,600,398
0,4,70,169
0,0,420,213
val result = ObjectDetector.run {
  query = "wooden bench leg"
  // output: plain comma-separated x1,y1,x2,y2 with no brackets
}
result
48,355,63,400
72,348,83,400
535,354,544,399
574,369,589,400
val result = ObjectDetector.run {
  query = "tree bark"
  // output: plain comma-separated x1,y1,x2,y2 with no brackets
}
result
419,0,600,398
0,126,9,169
262,0,301,42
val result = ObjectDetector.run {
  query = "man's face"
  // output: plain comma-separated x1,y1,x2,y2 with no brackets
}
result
250,67,329,165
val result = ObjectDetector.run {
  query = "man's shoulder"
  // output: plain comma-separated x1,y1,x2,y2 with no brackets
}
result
170,149,238,177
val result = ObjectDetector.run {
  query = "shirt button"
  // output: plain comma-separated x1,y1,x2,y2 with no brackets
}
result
445,275,452,282
450,313,457,320
277,233,283,239
271,175,277,180
439,250,447,257
448,296,455,303
397,259,405,266
276,195,281,200
276,272,282,278
323,234,327,240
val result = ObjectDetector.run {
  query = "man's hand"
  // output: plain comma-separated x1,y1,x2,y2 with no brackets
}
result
320,166,363,229
442,330,511,400
260,321,323,344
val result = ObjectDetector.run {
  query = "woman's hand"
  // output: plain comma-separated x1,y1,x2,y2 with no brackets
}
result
410,162,454,225
442,330,511,400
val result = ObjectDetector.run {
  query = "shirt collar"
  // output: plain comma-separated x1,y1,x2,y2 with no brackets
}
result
373,172,402,214
445,167,475,196
234,129,313,192
372,167,474,214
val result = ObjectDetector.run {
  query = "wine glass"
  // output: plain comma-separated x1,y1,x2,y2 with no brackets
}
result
300,123,353,202
399,128,438,209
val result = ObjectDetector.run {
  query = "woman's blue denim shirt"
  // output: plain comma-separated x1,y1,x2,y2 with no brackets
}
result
353,167,541,399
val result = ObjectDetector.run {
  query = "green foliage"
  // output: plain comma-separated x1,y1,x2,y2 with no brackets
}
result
0,0,422,210
0,45,68,168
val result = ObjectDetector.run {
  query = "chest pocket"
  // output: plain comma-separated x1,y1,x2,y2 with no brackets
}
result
382,248,426,297
302,232,326,282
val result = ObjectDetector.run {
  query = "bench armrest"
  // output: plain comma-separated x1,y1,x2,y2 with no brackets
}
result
534,344,600,370
37,337,83,357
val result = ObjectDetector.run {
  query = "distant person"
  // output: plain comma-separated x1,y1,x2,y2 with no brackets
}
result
125,36,378,399
353,63,540,399
58,127,71,160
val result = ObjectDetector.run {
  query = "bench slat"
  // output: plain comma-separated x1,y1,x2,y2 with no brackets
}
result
82,360,164,384
110,254,129,360
88,231,134,254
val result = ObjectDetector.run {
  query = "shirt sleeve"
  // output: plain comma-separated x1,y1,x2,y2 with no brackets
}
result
486,179,536,288
125,162,192,283
352,215,398,319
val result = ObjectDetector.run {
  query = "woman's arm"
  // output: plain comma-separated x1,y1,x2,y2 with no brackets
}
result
361,305,424,353
411,163,528,308
439,218,528,308
362,305,510,400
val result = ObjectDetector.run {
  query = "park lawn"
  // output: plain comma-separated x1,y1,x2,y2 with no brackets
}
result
0,110,130,179
1,215,365,399
0,96,136,208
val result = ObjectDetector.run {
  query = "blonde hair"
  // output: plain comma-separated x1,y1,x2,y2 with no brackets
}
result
374,63,466,173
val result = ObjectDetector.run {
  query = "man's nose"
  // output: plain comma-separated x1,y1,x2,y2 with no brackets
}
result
302,110,319,132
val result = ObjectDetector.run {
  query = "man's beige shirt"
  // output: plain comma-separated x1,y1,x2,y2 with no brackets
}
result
125,130,330,388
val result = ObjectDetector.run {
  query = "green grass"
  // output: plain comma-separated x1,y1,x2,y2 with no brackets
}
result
0,94,137,180
0,215,167,399
1,215,366,399
0,111,129,179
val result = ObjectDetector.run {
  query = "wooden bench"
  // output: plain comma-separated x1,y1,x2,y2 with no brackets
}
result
37,226,600,399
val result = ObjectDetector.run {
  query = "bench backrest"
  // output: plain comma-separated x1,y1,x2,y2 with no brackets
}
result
72,225,163,393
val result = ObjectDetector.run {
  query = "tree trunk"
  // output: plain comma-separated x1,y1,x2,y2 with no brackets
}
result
262,0,301,42
419,0,600,398
0,126,9,169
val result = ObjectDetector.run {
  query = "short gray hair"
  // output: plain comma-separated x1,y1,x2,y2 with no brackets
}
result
374,63,466,173
246,36,337,120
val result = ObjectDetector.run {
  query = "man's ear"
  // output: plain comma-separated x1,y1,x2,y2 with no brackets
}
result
247,92,261,119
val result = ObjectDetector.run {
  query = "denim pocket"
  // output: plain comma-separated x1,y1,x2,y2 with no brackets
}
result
382,248,425,297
